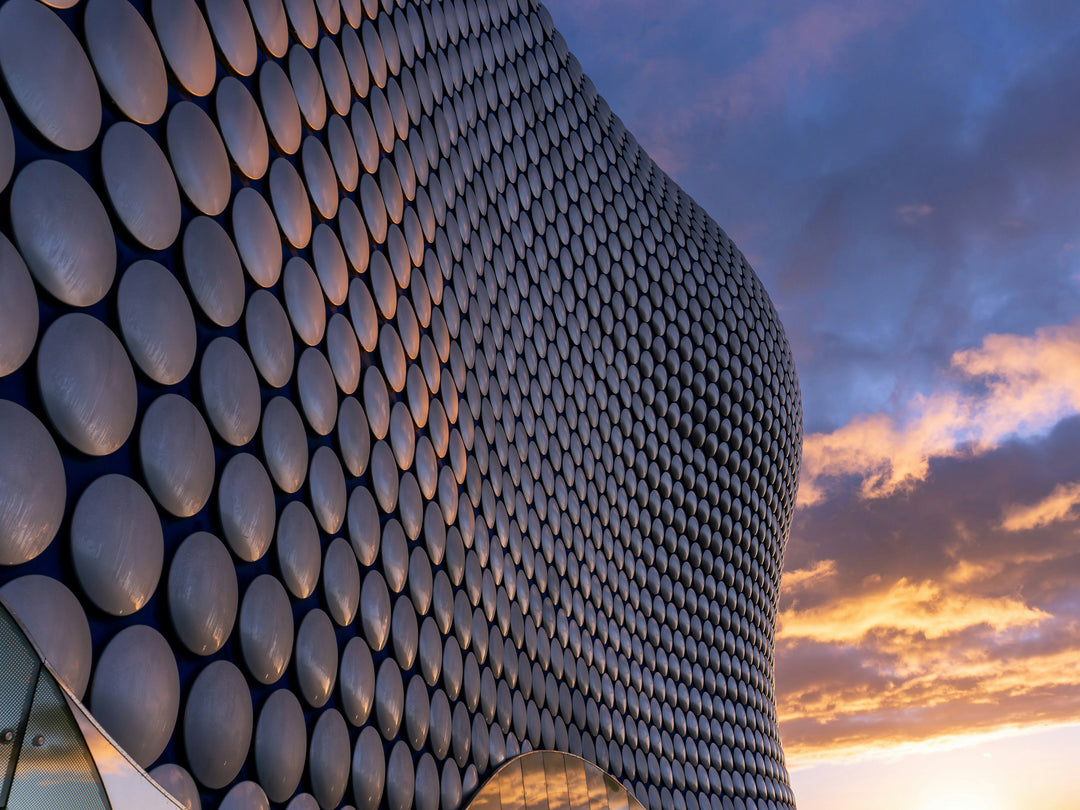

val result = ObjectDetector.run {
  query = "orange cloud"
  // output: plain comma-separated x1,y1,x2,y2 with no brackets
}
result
779,577,1048,645
784,559,838,592
1001,480,1080,531
779,640,1080,761
800,318,1080,506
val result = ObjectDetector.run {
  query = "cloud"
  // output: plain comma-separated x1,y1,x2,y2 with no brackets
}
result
897,203,933,224
777,419,1080,763
784,559,838,593
1002,480,1080,531
701,0,922,122
799,318,1080,506
780,577,1048,645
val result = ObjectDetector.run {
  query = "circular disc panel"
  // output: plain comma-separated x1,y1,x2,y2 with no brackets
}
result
255,689,307,803
205,0,258,76
168,532,237,655
200,337,261,446
140,394,215,517
217,77,269,178
0,402,65,566
245,288,295,388
277,500,321,599
183,216,245,327
240,574,294,684
296,609,338,708
101,122,181,250
167,102,231,216
152,0,216,96
233,187,285,287
309,709,350,809
90,624,179,767
218,453,276,562
184,660,253,789
10,161,116,307
85,0,168,124
37,314,136,456
117,260,197,385
261,396,308,493
324,537,361,626
0,0,101,150
71,474,163,616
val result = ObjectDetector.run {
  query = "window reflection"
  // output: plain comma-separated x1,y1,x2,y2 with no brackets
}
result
467,750,645,810
0,603,182,809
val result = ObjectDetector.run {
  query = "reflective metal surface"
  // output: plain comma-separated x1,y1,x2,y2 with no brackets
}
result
0,0,101,150
277,501,321,599
261,396,308,493
37,314,136,456
183,216,245,327
167,101,231,216
309,444,347,533
201,337,261,447
205,0,258,77
117,260,197,385
295,609,338,708
10,160,115,307
217,77,269,179
309,709,350,808
139,394,215,517
240,575,294,684
219,781,269,810
246,288,295,388
101,122,181,250
183,661,253,790
89,624,179,767
85,0,168,125
340,636,375,727
0,402,65,566
324,537,361,626
168,532,237,655
233,186,285,287
255,688,306,803
71,474,163,616
152,0,216,97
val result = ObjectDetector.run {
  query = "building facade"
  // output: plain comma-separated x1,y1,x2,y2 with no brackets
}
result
0,0,802,808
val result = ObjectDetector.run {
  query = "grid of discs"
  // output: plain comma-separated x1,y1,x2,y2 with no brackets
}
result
0,0,802,809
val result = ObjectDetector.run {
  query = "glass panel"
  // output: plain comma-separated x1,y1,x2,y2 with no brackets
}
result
520,750,551,810
541,751,570,810
6,667,109,810
499,757,526,810
602,772,629,810
0,608,40,804
584,760,609,810
563,756,590,810
466,751,643,810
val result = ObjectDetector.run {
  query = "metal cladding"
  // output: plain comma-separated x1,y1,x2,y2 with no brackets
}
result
0,0,802,809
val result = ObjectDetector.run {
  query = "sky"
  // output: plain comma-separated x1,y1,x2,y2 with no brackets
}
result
542,1,1080,807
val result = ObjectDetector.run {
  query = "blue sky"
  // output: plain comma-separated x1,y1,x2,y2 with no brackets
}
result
543,1,1080,806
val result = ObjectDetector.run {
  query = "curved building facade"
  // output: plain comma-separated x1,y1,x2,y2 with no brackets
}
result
0,0,802,809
